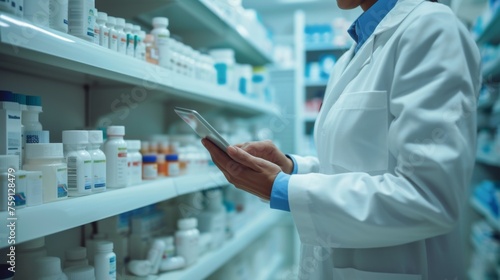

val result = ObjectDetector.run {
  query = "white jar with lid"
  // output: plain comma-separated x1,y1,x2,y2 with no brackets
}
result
125,140,142,185
104,126,128,188
124,23,135,57
16,237,48,279
32,256,68,280
94,241,117,280
63,130,92,197
63,265,95,280
87,130,106,192
67,0,95,42
23,143,68,202
175,218,200,266
151,17,171,70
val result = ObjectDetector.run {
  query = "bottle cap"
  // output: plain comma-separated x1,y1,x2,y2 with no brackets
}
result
162,236,174,246
133,25,141,32
14,93,27,106
209,48,235,63
126,140,141,151
33,256,63,277
0,155,18,171
142,155,157,163
97,12,108,22
94,241,113,253
165,154,178,161
63,130,89,145
177,218,197,230
152,17,169,27
115,17,126,27
139,30,146,38
65,247,87,261
106,126,125,136
63,265,95,280
88,130,104,144
26,95,42,106
107,16,116,25
17,237,45,251
125,23,133,31
25,143,64,160
0,91,15,102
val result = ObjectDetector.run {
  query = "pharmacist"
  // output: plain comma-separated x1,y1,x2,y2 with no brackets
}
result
202,0,481,279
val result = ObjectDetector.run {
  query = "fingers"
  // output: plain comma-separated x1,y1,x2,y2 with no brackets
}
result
226,146,270,172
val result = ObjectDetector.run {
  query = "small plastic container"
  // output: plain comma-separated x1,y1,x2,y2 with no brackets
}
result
125,23,135,57
24,0,49,27
104,126,128,188
16,238,48,279
67,0,95,42
63,130,92,197
144,35,159,65
64,247,89,268
87,130,106,192
23,143,68,202
151,17,171,69
49,0,69,33
126,140,142,185
32,256,67,280
106,16,118,51
175,218,200,266
63,265,95,280
94,241,117,280
96,12,109,48
165,154,180,177
115,17,127,55
142,154,158,180
209,48,235,89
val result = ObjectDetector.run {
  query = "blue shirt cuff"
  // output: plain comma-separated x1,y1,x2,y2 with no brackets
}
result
286,155,298,174
270,172,291,212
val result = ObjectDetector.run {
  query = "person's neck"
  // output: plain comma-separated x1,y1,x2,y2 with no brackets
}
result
361,0,378,11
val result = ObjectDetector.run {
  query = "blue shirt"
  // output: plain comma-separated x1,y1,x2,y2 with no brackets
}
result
348,0,398,54
269,0,398,212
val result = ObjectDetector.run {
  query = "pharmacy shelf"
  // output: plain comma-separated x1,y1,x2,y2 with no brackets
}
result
258,255,285,280
470,197,500,231
0,169,227,248
476,12,500,45
157,209,286,280
483,55,500,82
0,13,278,116
305,80,328,87
97,0,273,65
476,153,500,168
305,44,350,52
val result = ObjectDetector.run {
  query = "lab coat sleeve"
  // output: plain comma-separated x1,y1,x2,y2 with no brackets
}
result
288,155,320,174
288,11,481,248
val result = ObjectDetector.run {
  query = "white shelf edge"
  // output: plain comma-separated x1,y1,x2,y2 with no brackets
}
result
0,13,278,116
470,197,500,231
305,80,328,87
305,44,350,52
0,170,228,248
157,210,286,280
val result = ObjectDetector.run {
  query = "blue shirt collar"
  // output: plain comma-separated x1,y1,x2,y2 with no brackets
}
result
347,0,398,53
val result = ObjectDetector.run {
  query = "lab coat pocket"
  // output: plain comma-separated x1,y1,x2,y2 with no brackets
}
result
336,268,422,280
326,90,388,172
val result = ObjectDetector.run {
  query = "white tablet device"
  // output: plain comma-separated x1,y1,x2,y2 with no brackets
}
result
174,107,230,152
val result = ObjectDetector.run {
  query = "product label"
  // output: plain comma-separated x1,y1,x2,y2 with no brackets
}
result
67,156,78,191
26,174,43,206
84,160,92,190
14,192,26,207
57,167,68,198
93,159,106,190
142,164,157,179
109,256,117,277
168,162,180,176
102,30,109,48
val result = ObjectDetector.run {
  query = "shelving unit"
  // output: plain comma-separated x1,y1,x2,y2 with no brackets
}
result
96,0,273,66
0,2,289,278
158,210,285,280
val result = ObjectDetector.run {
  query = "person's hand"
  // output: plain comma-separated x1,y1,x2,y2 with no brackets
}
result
236,140,294,174
201,138,281,200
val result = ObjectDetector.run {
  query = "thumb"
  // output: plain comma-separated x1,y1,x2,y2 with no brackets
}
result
227,146,270,172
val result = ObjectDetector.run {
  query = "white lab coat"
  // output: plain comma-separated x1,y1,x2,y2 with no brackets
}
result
288,0,481,279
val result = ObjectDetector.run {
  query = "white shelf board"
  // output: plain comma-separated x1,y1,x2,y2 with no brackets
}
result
0,13,279,116
97,0,273,65
305,80,328,87
157,210,286,280
305,44,349,52
0,169,229,248
470,197,500,231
